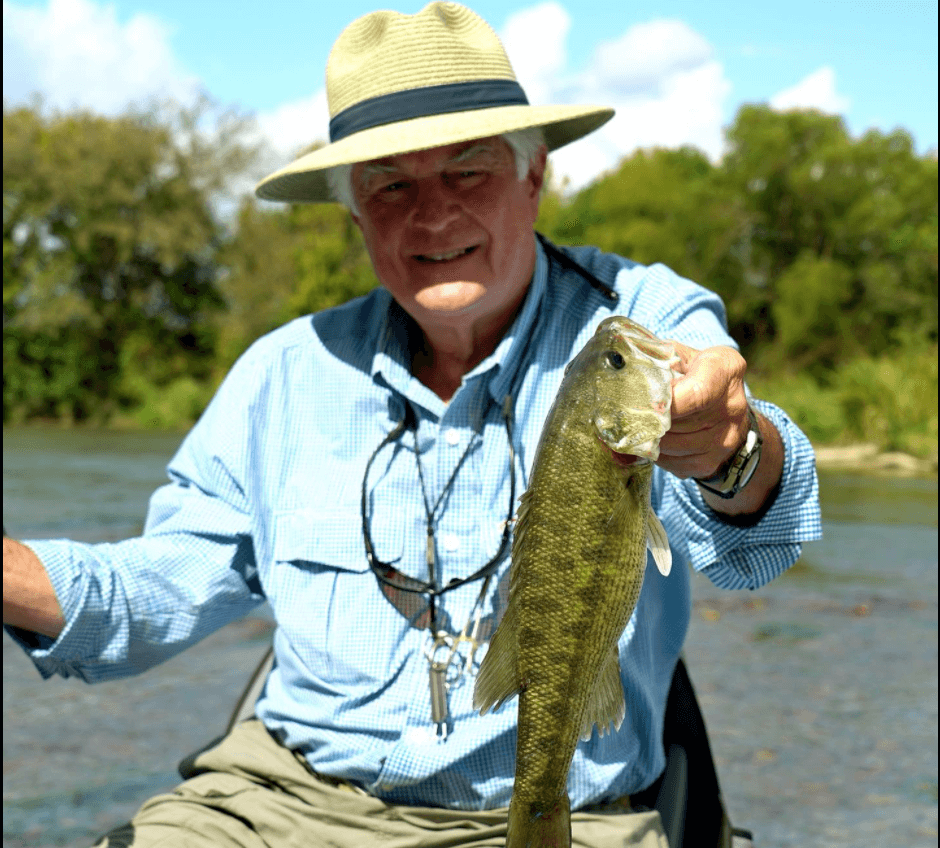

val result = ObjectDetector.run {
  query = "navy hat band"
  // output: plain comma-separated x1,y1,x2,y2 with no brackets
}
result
329,79,530,143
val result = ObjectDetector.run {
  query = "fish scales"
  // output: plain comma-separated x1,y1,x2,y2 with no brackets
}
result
474,316,676,848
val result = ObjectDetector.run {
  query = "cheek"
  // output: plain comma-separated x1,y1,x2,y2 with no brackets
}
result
358,212,403,267
495,179,538,229
489,191,538,263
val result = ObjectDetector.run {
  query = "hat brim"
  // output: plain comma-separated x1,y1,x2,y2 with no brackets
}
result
255,103,614,203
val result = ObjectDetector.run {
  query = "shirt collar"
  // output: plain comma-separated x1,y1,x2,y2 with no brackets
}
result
371,290,414,396
370,236,550,410
472,238,548,405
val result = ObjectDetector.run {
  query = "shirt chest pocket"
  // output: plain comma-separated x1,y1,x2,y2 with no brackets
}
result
268,509,406,683
272,508,404,573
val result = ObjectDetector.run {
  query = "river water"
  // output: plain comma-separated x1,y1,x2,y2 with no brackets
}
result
3,427,937,847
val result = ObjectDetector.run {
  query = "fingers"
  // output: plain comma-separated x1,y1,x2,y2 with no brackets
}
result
658,425,745,479
669,343,747,425
658,341,750,479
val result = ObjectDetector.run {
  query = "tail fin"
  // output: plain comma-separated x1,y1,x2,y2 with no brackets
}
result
506,793,571,848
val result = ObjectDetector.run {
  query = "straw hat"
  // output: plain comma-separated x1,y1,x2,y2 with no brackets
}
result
255,2,614,203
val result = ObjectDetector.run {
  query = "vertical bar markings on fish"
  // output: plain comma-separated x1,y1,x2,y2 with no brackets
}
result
474,316,677,848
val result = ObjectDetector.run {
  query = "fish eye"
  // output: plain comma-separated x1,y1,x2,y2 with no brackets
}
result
606,350,626,369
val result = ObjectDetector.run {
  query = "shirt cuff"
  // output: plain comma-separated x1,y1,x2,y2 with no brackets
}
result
3,539,111,680
664,399,823,590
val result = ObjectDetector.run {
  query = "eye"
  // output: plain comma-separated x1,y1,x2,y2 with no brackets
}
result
447,170,486,188
606,350,626,369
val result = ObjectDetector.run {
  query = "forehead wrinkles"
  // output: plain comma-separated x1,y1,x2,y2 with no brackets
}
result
355,140,509,192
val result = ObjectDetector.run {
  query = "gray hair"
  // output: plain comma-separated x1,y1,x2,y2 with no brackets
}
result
325,126,546,214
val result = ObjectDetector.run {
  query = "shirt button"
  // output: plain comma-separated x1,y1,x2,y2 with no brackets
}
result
442,533,460,552
445,428,460,446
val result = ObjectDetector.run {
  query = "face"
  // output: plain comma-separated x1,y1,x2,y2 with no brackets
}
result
350,137,546,337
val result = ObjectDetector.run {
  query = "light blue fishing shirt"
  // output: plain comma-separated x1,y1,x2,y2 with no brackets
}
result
9,237,822,810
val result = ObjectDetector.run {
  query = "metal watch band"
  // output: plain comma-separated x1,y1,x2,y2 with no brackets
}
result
695,405,763,499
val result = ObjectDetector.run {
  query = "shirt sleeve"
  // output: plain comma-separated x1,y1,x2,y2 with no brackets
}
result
4,353,267,683
658,399,822,589
623,262,823,589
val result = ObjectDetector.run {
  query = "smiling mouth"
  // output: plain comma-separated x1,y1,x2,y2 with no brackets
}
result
414,246,478,263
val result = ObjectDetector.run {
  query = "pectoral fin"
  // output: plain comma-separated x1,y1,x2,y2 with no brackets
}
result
579,645,626,741
647,508,671,576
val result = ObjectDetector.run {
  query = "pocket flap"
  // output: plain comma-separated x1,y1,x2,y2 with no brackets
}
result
273,509,402,573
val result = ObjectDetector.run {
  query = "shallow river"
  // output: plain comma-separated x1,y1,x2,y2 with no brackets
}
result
3,427,937,847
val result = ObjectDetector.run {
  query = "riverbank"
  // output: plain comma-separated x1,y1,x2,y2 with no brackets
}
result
813,443,938,477
6,420,937,478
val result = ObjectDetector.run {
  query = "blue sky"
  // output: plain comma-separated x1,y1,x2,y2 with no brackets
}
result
4,0,937,191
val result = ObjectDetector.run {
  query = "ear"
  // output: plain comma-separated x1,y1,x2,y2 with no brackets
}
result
526,144,548,198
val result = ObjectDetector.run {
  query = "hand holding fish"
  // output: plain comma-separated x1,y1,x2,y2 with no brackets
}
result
656,341,749,480
657,340,785,517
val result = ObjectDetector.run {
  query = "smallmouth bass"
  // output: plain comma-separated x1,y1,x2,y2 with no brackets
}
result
474,316,678,848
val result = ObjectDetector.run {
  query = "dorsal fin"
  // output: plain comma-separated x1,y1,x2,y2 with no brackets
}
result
473,489,534,716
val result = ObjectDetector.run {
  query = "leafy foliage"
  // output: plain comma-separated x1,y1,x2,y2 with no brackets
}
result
3,102,937,457
3,100,256,424
539,106,937,378
537,107,937,457
215,198,375,369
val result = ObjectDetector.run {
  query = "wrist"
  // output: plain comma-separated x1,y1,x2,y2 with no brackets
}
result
697,410,784,522
2,538,66,640
695,404,763,499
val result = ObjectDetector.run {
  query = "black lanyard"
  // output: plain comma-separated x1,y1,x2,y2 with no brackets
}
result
360,235,617,622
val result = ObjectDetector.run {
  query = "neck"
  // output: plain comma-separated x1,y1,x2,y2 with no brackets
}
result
412,286,529,402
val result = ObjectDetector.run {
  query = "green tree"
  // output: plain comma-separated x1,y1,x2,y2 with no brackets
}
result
216,198,377,369
719,106,937,369
3,100,257,426
539,146,718,280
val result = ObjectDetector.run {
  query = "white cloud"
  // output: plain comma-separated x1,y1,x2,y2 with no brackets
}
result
587,19,713,98
254,89,330,164
2,0,734,196
499,9,731,191
500,1,571,105
769,66,850,115
238,89,330,206
2,0,198,114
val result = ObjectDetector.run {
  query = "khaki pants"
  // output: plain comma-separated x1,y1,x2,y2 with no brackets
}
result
93,719,667,847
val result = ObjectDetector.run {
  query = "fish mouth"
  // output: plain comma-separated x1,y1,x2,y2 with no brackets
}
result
612,437,660,460
414,245,478,263
597,437,657,466
600,317,681,373
610,451,644,468
595,421,663,462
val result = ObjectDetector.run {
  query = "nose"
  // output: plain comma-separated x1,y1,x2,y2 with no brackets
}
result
410,178,461,233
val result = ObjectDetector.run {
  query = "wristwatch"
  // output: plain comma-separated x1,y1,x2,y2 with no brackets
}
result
695,404,763,499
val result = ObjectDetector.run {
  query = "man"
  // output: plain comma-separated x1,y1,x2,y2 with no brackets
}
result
3,3,821,846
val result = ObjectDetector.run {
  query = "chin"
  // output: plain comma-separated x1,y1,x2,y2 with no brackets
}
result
413,281,489,314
